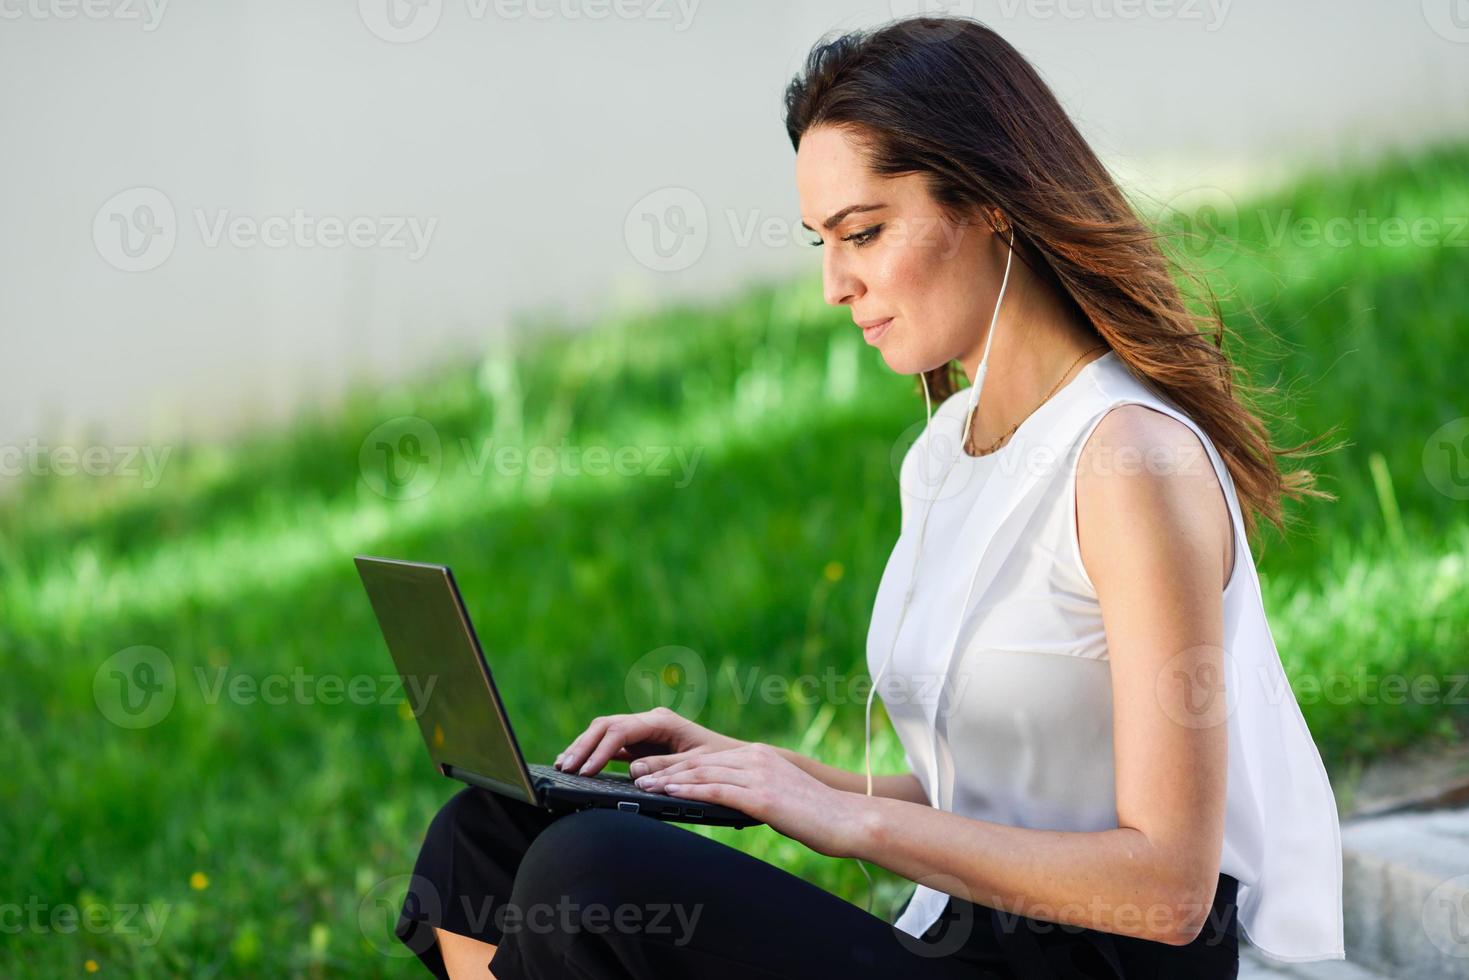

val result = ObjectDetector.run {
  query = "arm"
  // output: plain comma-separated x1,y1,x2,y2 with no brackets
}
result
772,746,930,805
843,406,1233,945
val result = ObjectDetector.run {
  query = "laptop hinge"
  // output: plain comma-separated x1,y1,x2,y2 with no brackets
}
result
442,764,538,805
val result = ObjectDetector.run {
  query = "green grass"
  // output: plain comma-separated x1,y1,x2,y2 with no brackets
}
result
3,138,1468,976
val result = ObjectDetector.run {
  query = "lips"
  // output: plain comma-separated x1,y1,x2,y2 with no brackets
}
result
860,317,893,345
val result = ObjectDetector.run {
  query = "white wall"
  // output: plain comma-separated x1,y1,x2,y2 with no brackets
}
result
2,0,1466,465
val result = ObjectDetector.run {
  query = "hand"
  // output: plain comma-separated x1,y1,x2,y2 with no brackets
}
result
556,706,745,777
629,742,873,858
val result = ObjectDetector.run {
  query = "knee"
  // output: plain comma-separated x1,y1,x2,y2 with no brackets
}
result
421,785,488,848
511,808,647,908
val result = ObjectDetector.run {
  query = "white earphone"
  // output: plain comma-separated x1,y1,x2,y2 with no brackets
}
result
856,224,1016,916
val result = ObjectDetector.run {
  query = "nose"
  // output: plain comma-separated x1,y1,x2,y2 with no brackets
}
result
822,247,861,308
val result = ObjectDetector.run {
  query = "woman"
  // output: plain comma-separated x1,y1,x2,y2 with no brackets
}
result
394,15,1346,978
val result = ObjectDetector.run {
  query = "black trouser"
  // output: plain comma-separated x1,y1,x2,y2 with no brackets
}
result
395,786,1240,979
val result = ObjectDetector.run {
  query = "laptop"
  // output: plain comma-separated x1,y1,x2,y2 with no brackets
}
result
354,555,761,828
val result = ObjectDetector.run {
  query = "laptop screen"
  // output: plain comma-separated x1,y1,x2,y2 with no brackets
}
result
355,557,534,802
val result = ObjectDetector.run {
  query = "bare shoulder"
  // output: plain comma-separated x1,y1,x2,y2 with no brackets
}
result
1080,403,1211,478
1076,403,1234,591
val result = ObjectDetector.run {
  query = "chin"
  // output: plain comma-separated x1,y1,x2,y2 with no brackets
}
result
877,349,909,374
879,346,928,377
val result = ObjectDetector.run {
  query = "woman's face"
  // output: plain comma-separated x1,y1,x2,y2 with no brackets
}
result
795,124,1004,377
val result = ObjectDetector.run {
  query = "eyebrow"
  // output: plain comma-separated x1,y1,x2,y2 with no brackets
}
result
800,202,888,233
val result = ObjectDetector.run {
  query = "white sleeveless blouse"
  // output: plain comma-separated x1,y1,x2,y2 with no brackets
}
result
866,351,1345,963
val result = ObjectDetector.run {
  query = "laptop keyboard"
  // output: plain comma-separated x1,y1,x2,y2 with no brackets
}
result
528,763,666,799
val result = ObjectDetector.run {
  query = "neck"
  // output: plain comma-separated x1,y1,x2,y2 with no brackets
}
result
958,255,1102,453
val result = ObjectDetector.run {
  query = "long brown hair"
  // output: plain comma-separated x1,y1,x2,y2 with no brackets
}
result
782,15,1338,544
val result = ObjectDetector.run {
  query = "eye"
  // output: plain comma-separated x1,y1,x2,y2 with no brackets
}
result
805,224,884,248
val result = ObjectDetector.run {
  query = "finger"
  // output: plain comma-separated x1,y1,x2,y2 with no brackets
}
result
646,743,746,781
636,746,746,782
627,747,701,778
662,780,747,810
555,720,603,771
644,765,755,791
617,737,670,760
557,716,618,772
578,717,658,776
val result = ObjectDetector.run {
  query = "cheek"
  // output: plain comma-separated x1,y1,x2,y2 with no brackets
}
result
882,243,961,364
870,244,933,327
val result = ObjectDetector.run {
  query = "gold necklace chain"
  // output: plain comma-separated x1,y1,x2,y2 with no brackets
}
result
966,344,1108,457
